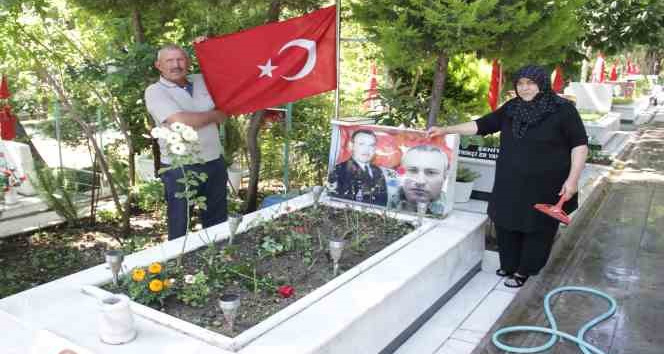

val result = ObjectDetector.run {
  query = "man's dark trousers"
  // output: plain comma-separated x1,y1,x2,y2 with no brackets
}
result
160,157,228,240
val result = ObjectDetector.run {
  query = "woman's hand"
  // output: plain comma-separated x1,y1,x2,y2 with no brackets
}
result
558,178,578,201
426,126,446,139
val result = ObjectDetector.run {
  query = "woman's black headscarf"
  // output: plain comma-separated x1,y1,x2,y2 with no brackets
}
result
504,65,566,138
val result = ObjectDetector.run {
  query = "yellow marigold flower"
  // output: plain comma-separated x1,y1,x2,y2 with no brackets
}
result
148,262,162,274
132,268,146,282
149,279,164,292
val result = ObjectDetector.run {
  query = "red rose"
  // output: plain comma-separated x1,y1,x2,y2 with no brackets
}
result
396,166,406,176
277,285,295,298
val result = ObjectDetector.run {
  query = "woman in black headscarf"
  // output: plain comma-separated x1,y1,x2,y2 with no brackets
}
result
428,65,588,287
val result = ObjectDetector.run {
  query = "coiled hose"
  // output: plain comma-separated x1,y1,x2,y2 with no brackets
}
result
492,286,617,354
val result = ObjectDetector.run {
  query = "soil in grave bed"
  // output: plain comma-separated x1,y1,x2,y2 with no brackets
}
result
109,205,416,337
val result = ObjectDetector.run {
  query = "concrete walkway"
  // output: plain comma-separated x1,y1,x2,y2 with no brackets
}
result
471,108,664,353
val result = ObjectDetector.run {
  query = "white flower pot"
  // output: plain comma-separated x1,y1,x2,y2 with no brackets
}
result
454,181,474,203
227,168,244,193
4,188,19,205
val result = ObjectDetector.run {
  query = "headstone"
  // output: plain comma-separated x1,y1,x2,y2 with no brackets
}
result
566,82,614,113
0,140,37,195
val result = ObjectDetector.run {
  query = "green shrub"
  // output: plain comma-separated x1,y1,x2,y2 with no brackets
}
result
133,180,164,213
612,97,634,105
456,166,481,182
32,166,80,225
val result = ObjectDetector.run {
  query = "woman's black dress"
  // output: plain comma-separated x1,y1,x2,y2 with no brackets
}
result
475,99,588,235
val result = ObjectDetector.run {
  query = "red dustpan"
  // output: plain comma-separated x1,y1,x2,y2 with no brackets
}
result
534,196,571,225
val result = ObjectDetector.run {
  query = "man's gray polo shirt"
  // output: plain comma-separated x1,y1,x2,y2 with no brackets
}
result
145,74,222,165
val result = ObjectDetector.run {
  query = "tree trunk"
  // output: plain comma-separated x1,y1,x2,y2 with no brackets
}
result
580,45,592,83
245,111,263,212
243,0,282,213
427,51,449,128
131,8,146,44
644,49,658,75
47,73,125,224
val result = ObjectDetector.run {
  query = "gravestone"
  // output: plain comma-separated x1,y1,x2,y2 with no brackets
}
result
566,83,613,113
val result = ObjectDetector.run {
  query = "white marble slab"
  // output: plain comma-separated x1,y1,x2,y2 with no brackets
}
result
434,339,475,354
567,83,614,113
451,289,515,344
394,271,500,354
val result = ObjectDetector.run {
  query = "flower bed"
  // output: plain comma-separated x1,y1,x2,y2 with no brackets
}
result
106,204,415,337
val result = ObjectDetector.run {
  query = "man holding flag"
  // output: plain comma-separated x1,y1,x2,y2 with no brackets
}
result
146,6,337,239
145,44,229,240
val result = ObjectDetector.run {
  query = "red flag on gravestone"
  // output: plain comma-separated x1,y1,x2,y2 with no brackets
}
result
0,75,10,99
552,66,564,93
609,63,618,81
195,6,337,115
487,59,501,111
363,62,379,110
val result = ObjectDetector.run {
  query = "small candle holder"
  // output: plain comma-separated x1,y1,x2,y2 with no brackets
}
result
105,250,124,287
312,186,324,208
227,214,243,245
219,294,241,332
329,238,346,276
416,202,429,226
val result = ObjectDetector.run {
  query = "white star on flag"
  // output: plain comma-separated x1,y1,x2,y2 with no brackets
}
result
258,59,278,78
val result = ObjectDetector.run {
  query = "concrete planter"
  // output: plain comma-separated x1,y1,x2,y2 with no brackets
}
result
454,181,474,203
81,193,485,353
458,157,496,199
583,112,620,146
612,97,651,125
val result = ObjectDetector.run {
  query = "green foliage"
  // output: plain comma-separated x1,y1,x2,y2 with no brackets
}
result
258,236,285,258
578,0,664,55
636,77,652,97
612,97,634,105
460,134,500,148
32,166,80,226
177,271,211,307
222,118,247,166
123,263,174,307
456,166,481,183
133,180,165,213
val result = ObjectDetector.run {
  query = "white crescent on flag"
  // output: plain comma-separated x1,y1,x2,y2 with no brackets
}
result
278,39,316,81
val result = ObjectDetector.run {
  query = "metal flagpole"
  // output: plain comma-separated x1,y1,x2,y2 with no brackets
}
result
334,0,341,120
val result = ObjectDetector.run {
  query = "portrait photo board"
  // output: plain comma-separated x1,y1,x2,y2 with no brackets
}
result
327,121,459,217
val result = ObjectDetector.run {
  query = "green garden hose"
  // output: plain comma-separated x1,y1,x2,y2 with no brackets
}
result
492,286,617,354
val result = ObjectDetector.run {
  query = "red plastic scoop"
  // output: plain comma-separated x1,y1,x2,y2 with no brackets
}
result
534,196,571,225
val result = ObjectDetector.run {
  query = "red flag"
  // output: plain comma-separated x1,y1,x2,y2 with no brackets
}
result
609,63,618,81
626,59,635,75
0,75,9,99
363,62,379,110
195,6,336,115
487,59,501,111
552,65,564,93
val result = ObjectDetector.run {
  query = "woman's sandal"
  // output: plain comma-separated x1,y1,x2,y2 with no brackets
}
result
504,274,529,288
495,269,513,277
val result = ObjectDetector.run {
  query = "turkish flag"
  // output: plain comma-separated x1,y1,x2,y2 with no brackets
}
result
0,75,10,99
551,65,564,93
609,63,618,81
195,6,336,115
487,59,501,111
363,62,379,111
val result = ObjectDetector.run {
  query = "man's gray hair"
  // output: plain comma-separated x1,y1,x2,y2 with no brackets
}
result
156,44,189,61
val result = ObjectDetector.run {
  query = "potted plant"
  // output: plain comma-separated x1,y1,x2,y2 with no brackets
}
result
454,166,480,203
222,118,248,194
